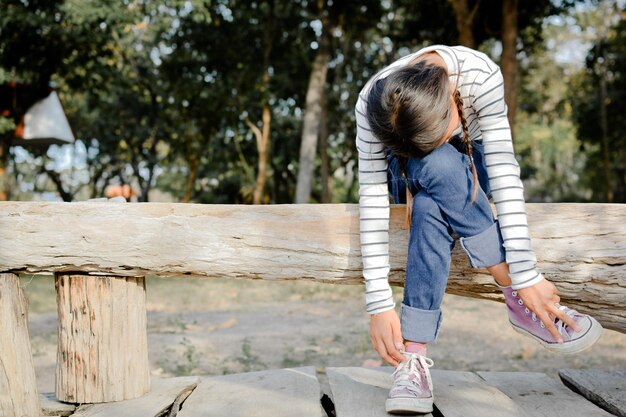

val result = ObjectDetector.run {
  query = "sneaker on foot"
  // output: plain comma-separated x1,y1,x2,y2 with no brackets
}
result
385,350,434,414
501,286,603,354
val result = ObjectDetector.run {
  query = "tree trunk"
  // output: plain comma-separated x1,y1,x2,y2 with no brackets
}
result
256,103,271,204
0,135,11,201
246,104,272,205
251,2,275,205
41,165,74,202
599,74,612,203
182,154,200,203
2,201,625,333
501,0,519,134
447,0,479,48
128,141,151,203
319,90,332,203
295,30,330,203
613,148,626,203
0,273,40,417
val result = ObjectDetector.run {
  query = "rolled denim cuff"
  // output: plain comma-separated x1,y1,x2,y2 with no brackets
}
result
458,220,506,268
400,302,443,343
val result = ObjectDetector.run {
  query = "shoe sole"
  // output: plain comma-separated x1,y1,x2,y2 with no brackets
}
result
509,316,603,354
385,397,433,414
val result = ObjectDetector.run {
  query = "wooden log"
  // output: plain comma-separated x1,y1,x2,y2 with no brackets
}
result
0,273,40,417
558,369,626,417
55,273,150,403
477,371,612,417
0,202,624,332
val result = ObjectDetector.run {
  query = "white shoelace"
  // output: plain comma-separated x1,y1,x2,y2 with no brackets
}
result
515,293,582,337
390,353,435,395
554,304,580,336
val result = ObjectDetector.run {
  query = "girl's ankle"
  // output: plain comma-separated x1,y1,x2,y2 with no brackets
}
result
494,280,511,289
403,340,428,356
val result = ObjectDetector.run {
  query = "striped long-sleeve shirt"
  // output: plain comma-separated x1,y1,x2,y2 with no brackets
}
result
356,44,545,315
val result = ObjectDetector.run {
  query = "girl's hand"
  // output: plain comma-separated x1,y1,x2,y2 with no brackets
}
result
516,278,582,343
369,308,406,366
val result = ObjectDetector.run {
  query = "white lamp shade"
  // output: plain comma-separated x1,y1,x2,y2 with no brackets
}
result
17,91,75,146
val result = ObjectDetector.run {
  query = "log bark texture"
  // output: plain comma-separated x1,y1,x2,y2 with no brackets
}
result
0,202,624,332
55,273,150,403
0,273,40,417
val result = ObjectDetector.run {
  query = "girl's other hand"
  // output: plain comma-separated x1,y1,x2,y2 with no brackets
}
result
517,278,582,343
369,308,406,366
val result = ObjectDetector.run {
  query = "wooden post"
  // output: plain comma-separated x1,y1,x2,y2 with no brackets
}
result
0,273,40,417
55,273,150,403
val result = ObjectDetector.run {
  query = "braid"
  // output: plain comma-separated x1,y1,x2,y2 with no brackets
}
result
397,155,413,230
453,89,479,203
390,87,414,229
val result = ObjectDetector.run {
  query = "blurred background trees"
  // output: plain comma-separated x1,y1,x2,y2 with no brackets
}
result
0,0,624,203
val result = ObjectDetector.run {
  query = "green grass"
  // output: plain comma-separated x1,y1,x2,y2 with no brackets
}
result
235,337,266,372
156,336,200,376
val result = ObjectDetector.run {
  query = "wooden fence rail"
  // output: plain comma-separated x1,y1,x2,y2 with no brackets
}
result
0,201,624,415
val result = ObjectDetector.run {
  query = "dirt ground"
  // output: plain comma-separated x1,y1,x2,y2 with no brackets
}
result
20,274,625,394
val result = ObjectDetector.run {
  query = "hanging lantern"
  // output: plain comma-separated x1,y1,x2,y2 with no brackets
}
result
13,90,75,147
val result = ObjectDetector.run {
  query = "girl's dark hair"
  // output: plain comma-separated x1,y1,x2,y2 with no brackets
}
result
366,60,479,228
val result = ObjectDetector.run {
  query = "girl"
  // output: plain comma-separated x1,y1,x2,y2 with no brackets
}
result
355,44,603,415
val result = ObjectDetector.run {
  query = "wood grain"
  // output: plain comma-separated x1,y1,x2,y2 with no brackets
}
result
0,201,624,331
177,366,323,417
39,392,76,416
559,369,626,417
477,371,612,416
70,376,199,417
326,366,433,417
54,273,150,403
430,369,528,417
0,273,40,417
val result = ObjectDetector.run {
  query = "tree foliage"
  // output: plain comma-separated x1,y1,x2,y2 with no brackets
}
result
0,0,619,204
570,4,626,202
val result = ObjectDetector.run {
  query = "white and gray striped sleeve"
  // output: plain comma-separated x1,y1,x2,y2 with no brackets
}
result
473,67,545,290
355,93,396,315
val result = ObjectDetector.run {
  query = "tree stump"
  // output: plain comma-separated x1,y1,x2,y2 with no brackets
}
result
55,273,150,403
0,272,40,417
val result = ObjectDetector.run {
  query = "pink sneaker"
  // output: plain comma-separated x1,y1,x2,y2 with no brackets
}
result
500,285,603,354
385,350,434,414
